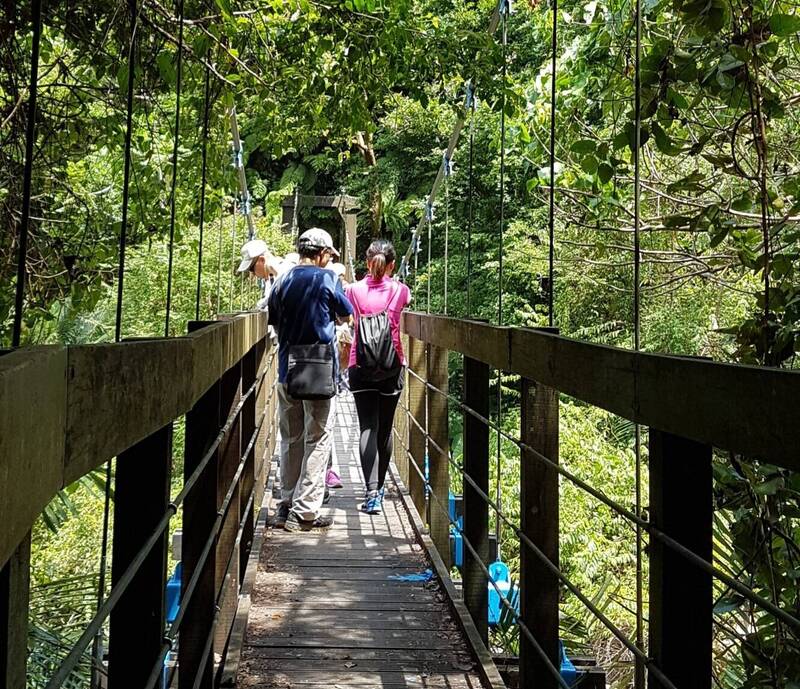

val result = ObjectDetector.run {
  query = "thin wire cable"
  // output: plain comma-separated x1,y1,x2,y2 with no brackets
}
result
12,0,43,347
93,5,139,681
466,101,476,318
229,200,237,309
404,366,800,631
216,202,224,314
114,0,139,343
495,4,509,554
632,0,645,685
444,164,450,315
195,59,211,321
547,0,558,327
396,4,504,280
426,211,432,313
164,0,185,337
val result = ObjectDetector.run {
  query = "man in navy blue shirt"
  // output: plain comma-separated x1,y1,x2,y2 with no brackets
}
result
267,228,353,531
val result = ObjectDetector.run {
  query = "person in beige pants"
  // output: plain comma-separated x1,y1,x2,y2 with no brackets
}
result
266,229,353,531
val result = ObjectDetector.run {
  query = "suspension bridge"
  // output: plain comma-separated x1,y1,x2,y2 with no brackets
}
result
3,0,800,688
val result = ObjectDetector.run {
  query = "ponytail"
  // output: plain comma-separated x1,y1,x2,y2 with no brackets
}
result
366,238,396,280
370,253,387,279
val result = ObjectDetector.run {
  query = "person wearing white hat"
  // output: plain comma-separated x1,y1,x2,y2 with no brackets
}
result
236,239,275,278
267,228,353,532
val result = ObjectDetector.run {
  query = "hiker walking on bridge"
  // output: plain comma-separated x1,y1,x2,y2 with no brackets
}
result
267,228,353,531
347,239,411,515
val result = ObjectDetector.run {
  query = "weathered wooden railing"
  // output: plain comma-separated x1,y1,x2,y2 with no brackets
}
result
394,311,800,689
0,312,277,689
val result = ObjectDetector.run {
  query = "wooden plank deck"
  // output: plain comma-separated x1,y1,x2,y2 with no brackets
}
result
237,393,489,689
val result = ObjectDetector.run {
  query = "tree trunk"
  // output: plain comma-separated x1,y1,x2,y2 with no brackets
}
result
355,131,383,234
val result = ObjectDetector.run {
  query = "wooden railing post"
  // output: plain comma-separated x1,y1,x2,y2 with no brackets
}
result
181,320,222,689
649,429,712,689
393,333,410,485
108,425,172,689
214,360,243,663
520,375,560,689
239,344,257,583
0,533,30,689
253,336,269,519
407,336,427,518
463,356,490,643
427,343,450,569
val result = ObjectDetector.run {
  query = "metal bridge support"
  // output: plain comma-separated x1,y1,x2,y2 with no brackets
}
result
108,425,172,688
649,429,712,689
427,343,451,569
0,533,30,689
407,337,427,518
520,376,560,689
462,356,491,644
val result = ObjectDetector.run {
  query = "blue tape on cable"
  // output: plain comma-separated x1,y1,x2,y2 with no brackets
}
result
388,569,434,582
425,200,434,222
232,148,243,169
464,81,474,110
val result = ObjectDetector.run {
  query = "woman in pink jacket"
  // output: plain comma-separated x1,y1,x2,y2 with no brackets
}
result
347,239,411,514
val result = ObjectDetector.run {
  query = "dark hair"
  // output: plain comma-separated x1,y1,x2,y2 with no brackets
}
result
297,240,324,260
366,239,395,279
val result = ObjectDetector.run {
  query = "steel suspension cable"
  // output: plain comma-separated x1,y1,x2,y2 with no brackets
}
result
216,203,224,314
229,199,237,309
94,5,140,682
632,0,645,685
195,59,211,321
495,1,509,555
114,0,139,343
466,95,476,318
11,0,43,347
397,2,504,280
426,202,433,313
547,0,558,327
443,153,451,315
164,0,185,337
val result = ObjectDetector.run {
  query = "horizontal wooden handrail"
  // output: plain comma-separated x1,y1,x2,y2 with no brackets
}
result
0,312,267,570
402,312,799,471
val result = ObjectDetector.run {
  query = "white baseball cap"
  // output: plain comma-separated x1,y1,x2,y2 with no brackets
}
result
236,239,269,273
298,228,340,258
328,262,346,278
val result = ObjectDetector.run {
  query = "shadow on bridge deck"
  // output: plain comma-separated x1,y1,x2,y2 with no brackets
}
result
234,393,489,689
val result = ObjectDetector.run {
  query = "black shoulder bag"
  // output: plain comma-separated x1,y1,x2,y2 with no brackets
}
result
287,343,336,400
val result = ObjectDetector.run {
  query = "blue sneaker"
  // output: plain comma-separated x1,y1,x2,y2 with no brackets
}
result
362,491,382,515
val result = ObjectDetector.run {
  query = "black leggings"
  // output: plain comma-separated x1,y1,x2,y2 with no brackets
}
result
352,390,401,492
